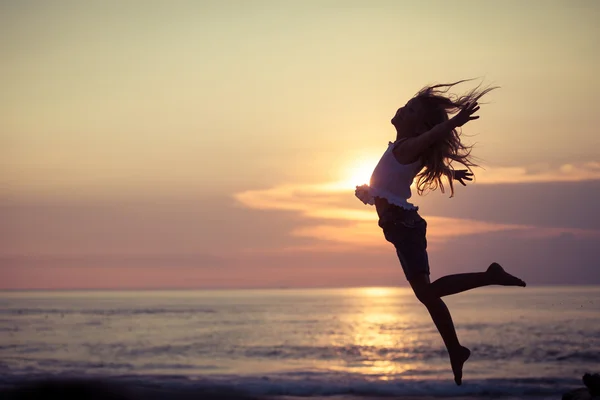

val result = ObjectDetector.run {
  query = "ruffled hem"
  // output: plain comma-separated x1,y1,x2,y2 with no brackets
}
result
354,184,417,210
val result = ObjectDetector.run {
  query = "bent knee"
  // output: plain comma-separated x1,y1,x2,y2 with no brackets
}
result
412,285,439,306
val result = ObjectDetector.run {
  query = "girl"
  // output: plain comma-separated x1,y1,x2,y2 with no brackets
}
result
355,80,526,386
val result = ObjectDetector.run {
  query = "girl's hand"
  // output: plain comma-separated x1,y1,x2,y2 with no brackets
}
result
355,184,372,205
452,102,480,127
453,169,473,186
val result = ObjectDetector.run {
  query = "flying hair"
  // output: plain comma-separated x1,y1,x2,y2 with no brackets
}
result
411,79,498,197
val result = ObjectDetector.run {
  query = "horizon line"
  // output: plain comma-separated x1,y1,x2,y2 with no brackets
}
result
1,283,599,293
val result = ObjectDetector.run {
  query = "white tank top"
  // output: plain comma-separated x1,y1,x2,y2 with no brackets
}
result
355,140,422,210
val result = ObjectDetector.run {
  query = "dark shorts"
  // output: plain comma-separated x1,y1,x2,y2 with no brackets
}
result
378,206,430,281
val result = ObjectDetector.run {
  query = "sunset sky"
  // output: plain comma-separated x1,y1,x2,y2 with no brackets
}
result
2,1,599,289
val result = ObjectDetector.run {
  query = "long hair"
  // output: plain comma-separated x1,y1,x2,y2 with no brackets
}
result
412,80,498,197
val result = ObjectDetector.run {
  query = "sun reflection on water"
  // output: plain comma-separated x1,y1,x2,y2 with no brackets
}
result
328,287,422,379
358,287,395,297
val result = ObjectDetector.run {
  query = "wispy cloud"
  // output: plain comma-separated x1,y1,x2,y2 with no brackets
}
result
475,162,600,184
234,162,600,250
290,218,600,249
0,253,225,269
289,218,530,248
234,182,363,220
234,162,600,216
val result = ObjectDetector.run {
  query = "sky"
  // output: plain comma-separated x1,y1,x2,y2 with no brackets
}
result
1,0,599,289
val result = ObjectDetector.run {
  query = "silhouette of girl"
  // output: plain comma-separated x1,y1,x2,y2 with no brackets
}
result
355,80,526,385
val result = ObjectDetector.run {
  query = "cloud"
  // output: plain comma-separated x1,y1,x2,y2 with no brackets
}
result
235,162,600,216
234,162,600,250
0,253,225,269
475,162,600,184
427,229,600,285
289,217,531,248
289,217,600,250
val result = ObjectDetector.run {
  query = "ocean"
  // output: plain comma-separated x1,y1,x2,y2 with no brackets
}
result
1,286,598,399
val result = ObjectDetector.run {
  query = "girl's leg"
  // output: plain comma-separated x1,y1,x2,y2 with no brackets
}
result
431,262,526,298
409,274,471,386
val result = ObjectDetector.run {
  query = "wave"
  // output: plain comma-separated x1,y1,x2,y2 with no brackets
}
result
3,342,599,366
1,308,216,316
0,371,582,399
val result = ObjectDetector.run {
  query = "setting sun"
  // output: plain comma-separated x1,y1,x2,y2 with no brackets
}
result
343,157,379,188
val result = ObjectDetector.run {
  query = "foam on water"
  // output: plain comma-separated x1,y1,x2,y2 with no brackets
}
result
0,371,583,398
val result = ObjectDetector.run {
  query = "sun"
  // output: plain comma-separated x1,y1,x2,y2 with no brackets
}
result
343,157,379,188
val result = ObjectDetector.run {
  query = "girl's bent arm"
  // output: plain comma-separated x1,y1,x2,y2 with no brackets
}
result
397,120,458,158
394,102,480,161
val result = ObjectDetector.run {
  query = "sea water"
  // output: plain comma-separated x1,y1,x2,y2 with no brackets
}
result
1,286,598,398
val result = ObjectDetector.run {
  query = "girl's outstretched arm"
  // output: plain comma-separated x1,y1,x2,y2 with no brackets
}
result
398,102,480,159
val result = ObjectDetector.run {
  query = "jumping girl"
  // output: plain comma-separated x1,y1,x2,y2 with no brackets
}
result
355,80,527,386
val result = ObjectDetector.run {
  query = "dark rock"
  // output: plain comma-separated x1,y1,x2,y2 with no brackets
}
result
584,373,600,396
563,373,600,400
563,387,592,400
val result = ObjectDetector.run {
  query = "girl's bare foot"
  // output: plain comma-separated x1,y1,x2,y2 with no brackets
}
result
450,346,471,386
486,262,526,287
